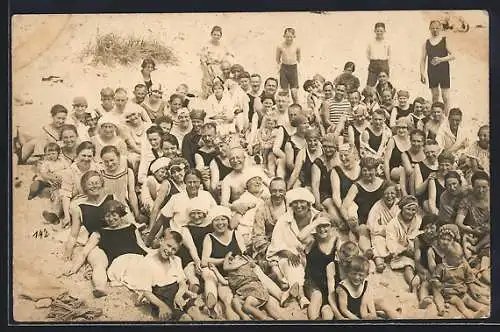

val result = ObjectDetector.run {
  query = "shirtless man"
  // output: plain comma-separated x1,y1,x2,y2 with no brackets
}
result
220,148,270,213
276,27,301,104
420,20,455,115
275,91,290,126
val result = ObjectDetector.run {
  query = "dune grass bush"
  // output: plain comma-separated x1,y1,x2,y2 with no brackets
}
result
81,32,178,67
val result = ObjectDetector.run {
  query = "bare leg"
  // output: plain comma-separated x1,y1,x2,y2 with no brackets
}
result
233,296,252,320
20,139,36,163
404,266,420,292
87,247,109,297
375,298,401,319
254,265,283,300
430,87,440,104
418,280,433,309
449,295,475,319
264,296,284,320
276,157,286,179
433,288,447,316
441,88,450,115
321,305,334,320
186,306,213,320
290,88,299,104
307,290,323,320
463,294,486,312
266,152,276,177
202,268,218,309
184,263,200,291
243,296,267,320
218,285,240,320
357,225,372,256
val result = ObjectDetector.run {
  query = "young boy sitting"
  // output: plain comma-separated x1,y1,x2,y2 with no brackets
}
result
223,252,283,320
430,241,488,318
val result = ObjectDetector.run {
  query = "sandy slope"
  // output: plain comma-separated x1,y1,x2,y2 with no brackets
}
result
11,11,489,322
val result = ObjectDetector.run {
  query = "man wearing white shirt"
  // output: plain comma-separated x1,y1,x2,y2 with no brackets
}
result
435,107,468,155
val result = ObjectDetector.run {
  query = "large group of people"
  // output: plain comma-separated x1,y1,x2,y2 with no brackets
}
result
16,20,490,321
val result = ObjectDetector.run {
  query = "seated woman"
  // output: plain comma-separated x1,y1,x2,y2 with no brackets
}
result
342,157,386,258
385,195,422,293
438,171,467,225
147,157,189,233
141,83,166,122
60,141,101,228
374,71,396,105
266,188,320,309
347,106,370,155
287,127,323,190
20,104,68,164
383,118,410,192
60,124,80,164
360,109,392,160
330,143,361,228
147,168,217,246
121,107,148,173
366,181,400,273
209,136,233,200
65,200,149,298
201,205,244,320
311,133,339,214
100,145,144,226
425,150,463,216
141,157,171,216
91,114,127,165
304,214,337,320
205,79,237,138
283,114,309,177
176,197,214,294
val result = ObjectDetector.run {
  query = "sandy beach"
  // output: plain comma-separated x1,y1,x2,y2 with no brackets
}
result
11,10,489,322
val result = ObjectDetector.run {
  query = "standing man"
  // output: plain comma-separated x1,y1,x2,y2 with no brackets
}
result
420,20,455,115
276,28,301,104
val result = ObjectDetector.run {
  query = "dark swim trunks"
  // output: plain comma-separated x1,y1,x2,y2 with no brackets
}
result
280,64,299,89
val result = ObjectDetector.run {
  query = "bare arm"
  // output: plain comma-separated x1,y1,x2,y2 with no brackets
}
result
127,168,140,218
149,181,171,227
384,138,395,181
287,149,305,190
64,204,82,260
220,178,231,207
311,163,322,210
272,127,287,160
321,102,332,130
337,286,360,319
341,184,359,221
296,47,301,63
209,159,220,194
420,42,427,77
427,178,439,214
330,169,343,211
326,262,346,319
275,45,282,65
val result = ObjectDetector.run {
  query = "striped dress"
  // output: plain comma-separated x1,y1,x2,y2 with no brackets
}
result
101,165,129,206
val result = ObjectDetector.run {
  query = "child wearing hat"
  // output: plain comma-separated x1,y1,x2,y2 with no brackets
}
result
230,172,271,246
430,241,488,318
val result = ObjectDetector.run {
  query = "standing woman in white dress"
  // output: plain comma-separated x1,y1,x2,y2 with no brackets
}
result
199,26,234,99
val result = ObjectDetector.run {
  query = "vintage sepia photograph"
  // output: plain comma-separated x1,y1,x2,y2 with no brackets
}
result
10,10,490,322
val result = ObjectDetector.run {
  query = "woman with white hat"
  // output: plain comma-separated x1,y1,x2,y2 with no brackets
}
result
90,113,127,164
201,205,244,320
140,156,171,215
266,187,320,309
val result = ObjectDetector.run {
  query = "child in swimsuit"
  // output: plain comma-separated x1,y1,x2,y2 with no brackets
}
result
430,241,488,318
336,255,376,319
223,252,282,320
276,27,301,103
